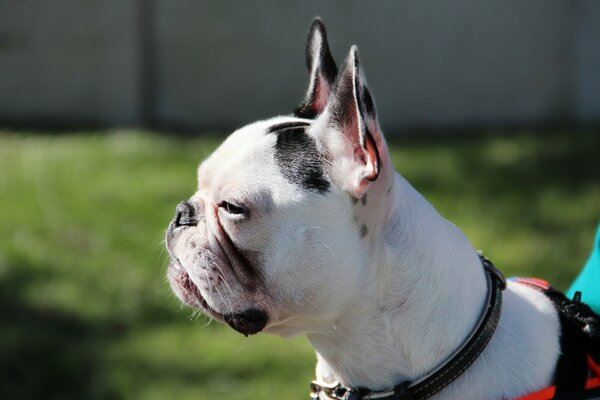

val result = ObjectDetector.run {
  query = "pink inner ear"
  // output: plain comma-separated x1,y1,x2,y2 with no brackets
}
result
338,93,367,164
312,75,330,114
364,130,379,181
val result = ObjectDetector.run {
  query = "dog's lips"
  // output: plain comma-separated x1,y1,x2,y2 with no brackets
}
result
168,260,223,317
167,260,268,336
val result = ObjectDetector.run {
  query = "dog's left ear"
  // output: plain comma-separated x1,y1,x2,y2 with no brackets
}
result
317,46,384,199
294,17,338,119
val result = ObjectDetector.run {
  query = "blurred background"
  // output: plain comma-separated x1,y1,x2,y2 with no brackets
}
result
0,1,599,399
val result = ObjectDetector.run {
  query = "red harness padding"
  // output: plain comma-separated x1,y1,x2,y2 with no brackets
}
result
515,357,600,400
511,278,600,400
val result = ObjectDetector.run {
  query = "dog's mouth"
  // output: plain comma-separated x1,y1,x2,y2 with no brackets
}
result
167,260,268,336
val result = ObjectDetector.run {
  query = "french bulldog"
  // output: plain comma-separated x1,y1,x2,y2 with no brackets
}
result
166,18,561,399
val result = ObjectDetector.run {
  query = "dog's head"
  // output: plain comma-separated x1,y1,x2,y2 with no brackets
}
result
166,18,393,337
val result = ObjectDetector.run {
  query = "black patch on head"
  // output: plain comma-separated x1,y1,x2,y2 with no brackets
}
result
359,224,368,238
271,127,330,193
267,121,310,133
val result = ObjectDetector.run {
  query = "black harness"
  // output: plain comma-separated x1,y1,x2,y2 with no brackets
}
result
513,279,600,399
310,257,600,400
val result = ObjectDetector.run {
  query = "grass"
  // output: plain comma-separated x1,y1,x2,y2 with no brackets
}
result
0,129,598,400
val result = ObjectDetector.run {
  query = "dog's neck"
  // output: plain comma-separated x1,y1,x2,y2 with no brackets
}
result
307,170,488,390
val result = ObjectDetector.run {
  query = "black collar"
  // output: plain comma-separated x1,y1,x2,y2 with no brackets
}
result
310,254,506,400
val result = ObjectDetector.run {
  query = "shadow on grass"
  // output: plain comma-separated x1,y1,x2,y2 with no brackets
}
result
0,262,254,400
0,266,125,400
462,134,598,194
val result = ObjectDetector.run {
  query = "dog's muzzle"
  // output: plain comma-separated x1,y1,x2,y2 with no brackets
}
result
166,200,269,336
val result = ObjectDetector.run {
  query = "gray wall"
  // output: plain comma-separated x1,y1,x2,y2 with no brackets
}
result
0,1,141,126
1,0,599,134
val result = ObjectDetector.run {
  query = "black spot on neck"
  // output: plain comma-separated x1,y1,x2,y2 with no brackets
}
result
271,127,330,193
359,224,368,238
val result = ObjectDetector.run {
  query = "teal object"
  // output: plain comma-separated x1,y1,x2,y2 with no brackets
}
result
567,223,600,314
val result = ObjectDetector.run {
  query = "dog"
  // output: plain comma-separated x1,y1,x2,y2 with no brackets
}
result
165,18,570,400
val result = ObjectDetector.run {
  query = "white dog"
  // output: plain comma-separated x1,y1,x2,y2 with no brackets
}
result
165,18,600,400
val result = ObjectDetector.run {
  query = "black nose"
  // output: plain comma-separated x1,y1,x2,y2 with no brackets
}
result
172,201,198,228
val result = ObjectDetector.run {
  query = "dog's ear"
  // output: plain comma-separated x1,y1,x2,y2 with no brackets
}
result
294,17,338,119
317,46,384,199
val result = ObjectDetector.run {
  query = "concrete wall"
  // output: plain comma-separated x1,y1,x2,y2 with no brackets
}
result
575,0,600,121
0,0,141,126
1,0,599,133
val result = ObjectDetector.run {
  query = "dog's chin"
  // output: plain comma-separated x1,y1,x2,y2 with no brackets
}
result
167,261,268,336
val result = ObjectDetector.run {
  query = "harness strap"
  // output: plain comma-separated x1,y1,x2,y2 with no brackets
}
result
511,279,600,400
515,357,600,400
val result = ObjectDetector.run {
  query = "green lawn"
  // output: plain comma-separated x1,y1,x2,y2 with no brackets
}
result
0,129,598,400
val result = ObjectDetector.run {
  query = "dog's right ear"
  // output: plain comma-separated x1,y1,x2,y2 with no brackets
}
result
294,18,338,119
314,46,386,199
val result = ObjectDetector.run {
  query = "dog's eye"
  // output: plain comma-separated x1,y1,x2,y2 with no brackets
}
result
218,201,247,216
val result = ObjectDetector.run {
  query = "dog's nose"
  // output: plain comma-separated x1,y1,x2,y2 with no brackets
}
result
172,201,198,228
